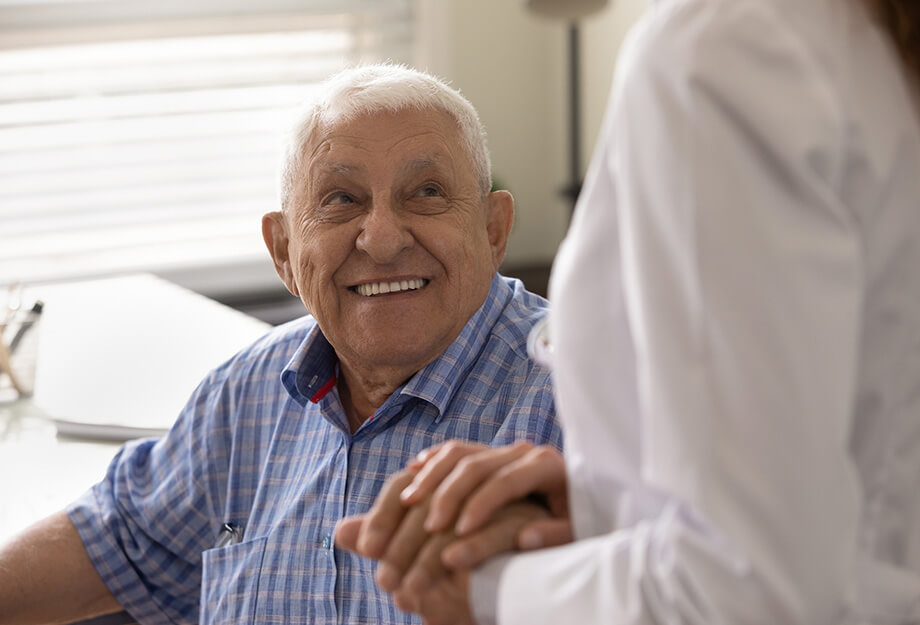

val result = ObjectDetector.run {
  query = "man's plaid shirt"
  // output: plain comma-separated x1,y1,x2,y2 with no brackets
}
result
68,274,562,625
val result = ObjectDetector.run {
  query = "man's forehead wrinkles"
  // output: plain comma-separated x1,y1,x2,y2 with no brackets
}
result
312,150,451,177
400,155,447,174
306,132,370,165
317,162,362,176
305,140,331,173
302,116,463,184
383,127,453,155
308,142,365,177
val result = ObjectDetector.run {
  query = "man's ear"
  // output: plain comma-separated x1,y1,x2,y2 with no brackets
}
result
262,211,300,298
486,190,515,269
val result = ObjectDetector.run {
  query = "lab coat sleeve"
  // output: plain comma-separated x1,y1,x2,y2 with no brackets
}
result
473,2,864,624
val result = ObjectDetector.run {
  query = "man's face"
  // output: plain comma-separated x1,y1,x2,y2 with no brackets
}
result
263,108,513,377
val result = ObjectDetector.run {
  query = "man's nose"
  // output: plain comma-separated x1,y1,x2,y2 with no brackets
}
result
355,199,414,262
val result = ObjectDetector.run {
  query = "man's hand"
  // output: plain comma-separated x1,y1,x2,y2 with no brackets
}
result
411,567,473,625
335,440,574,624
336,493,550,622
336,441,568,572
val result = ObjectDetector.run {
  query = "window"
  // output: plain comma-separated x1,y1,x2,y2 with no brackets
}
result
0,0,416,295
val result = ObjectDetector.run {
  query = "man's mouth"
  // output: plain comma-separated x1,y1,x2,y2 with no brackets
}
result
351,278,429,297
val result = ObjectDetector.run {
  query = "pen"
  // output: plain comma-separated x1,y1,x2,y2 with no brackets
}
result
9,300,43,354
215,523,244,548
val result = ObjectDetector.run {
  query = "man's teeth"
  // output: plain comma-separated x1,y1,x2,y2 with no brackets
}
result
355,278,427,297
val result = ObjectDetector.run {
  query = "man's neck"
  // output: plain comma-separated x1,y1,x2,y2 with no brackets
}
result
337,363,415,433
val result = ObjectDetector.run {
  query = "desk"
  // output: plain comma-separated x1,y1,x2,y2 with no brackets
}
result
0,398,122,542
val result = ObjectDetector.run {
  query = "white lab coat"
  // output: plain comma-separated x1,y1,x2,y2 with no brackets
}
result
472,0,920,623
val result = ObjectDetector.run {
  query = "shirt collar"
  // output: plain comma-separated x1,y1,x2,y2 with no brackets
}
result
281,324,338,406
399,273,512,420
280,273,513,415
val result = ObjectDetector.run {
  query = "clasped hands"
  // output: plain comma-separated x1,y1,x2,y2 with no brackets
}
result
335,441,572,625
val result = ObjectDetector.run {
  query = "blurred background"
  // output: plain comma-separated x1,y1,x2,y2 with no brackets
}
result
0,0,646,324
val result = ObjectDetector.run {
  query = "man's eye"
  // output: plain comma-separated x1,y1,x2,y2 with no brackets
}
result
324,192,355,206
414,184,443,198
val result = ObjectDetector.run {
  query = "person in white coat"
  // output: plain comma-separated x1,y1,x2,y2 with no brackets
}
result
336,0,920,623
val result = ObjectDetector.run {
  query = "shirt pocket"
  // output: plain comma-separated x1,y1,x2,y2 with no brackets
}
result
200,536,268,625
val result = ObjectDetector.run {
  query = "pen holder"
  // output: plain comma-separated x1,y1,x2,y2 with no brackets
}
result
0,302,42,402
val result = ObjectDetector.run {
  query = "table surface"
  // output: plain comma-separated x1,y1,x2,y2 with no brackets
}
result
0,398,124,542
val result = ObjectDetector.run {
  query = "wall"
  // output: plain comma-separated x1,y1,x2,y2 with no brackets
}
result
418,1,569,267
581,0,648,168
417,0,646,267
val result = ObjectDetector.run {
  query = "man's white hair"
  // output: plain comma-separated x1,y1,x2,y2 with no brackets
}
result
278,63,492,211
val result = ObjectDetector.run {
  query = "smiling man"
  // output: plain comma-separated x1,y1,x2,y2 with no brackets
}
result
0,64,562,625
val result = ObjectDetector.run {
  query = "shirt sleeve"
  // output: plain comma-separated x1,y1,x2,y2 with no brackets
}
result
67,369,235,625
475,2,863,624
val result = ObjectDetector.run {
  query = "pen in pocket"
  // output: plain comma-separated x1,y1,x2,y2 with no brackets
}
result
215,523,244,548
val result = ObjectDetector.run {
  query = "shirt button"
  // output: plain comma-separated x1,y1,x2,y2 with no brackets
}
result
321,535,332,550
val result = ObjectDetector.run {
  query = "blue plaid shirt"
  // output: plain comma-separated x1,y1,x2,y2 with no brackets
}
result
68,275,562,625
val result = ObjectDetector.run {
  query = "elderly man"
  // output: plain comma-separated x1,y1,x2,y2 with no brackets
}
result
0,64,561,625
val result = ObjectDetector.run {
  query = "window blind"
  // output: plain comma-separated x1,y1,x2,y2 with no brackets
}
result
0,0,415,288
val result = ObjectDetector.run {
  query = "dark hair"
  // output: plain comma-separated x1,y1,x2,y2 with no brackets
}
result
864,0,920,75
